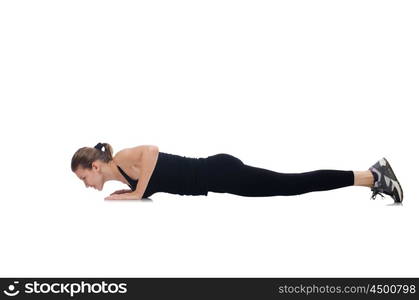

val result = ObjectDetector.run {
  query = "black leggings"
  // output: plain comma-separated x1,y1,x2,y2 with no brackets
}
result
206,154,355,197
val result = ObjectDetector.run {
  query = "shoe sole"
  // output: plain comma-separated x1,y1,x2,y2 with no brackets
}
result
382,157,404,203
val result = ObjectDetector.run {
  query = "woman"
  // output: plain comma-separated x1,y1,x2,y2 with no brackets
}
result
71,143,404,203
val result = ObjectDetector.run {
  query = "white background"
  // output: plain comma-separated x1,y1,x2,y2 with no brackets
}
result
0,0,417,277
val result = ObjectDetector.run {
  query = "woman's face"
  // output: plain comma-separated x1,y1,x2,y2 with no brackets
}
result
74,162,104,191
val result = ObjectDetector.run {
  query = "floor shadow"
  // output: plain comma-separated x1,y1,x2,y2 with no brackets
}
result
385,202,403,206
104,197,153,202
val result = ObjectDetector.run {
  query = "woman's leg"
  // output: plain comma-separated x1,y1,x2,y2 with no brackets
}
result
353,170,375,187
206,154,372,197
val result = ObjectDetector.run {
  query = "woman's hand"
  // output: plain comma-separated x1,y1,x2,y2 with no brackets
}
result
105,191,141,200
110,189,133,195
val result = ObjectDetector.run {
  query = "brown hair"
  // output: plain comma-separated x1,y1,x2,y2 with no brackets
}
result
71,142,114,172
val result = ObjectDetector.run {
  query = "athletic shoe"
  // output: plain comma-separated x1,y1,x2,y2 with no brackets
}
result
368,157,403,203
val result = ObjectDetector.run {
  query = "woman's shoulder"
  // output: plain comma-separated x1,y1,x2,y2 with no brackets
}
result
114,145,160,175
114,145,159,162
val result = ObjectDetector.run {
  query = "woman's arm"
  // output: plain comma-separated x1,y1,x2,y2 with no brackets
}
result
131,145,159,199
105,145,159,200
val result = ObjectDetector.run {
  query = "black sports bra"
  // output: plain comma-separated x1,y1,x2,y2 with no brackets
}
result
117,165,139,191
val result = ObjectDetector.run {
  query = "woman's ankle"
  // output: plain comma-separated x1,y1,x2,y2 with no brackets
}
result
353,170,374,187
